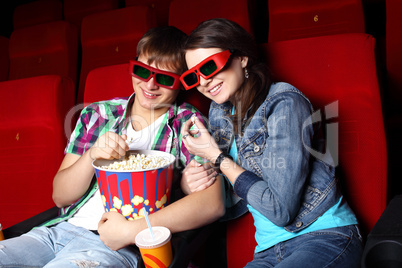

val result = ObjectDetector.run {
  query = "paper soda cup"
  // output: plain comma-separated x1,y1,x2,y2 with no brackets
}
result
135,226,172,268
0,223,4,241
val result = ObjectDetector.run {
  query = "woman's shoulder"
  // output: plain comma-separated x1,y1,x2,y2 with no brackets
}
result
267,82,304,97
256,82,314,116
266,82,311,104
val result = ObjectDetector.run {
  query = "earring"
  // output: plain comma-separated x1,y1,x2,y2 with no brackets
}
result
244,68,249,79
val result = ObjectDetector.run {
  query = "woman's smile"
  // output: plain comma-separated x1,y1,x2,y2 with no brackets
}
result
209,82,223,95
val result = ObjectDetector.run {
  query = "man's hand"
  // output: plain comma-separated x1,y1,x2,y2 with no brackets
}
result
98,211,138,251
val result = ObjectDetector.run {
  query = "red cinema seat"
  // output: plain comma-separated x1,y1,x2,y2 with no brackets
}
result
168,0,253,35
77,6,157,104
84,63,133,104
0,75,75,229
226,33,388,267
63,0,119,32
125,0,172,26
8,21,78,87
12,0,63,30
267,0,365,42
0,36,9,81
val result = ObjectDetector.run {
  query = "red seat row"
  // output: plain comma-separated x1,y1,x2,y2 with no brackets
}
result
9,21,78,85
12,0,119,32
12,0,63,30
0,0,370,102
0,75,75,228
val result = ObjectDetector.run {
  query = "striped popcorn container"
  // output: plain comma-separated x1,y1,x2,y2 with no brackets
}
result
92,150,175,220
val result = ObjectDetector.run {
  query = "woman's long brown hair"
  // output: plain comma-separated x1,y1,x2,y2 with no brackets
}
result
185,18,271,133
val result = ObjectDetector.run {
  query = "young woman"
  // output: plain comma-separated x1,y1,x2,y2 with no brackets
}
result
181,18,363,267
0,26,224,267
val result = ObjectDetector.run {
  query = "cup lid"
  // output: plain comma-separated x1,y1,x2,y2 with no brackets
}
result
135,226,171,249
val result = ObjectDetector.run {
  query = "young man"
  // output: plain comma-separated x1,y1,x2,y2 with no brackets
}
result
0,26,224,267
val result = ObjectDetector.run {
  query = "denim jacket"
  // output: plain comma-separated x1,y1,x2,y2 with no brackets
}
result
210,82,341,232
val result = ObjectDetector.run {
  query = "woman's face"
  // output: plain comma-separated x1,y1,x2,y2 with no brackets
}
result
132,55,180,112
185,48,248,104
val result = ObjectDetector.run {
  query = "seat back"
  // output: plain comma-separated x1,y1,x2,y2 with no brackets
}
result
84,63,133,104
226,33,388,267
63,0,119,32
0,75,75,229
125,0,172,26
12,0,63,30
0,36,9,81
77,6,157,104
268,0,365,42
168,0,253,35
8,21,78,87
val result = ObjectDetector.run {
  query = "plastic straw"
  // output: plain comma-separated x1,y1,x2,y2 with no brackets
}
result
142,207,155,240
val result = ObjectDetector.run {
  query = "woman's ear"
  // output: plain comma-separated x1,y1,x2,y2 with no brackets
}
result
240,56,249,68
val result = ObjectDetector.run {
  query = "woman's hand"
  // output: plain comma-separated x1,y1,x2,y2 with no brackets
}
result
89,132,129,160
98,211,138,251
181,159,218,194
181,117,221,163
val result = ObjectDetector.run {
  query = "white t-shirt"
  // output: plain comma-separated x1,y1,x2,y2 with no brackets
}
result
67,113,165,230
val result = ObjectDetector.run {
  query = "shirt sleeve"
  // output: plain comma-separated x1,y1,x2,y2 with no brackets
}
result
65,105,99,156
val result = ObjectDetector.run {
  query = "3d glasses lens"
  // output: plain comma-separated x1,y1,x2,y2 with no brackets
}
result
133,65,151,79
199,60,218,76
155,74,175,87
182,73,198,87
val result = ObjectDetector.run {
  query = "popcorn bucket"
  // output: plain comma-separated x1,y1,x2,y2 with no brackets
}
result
92,150,175,220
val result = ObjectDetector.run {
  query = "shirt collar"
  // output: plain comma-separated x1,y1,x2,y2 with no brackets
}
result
120,93,179,132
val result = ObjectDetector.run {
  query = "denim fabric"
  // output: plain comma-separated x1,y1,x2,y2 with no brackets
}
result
244,225,363,268
0,222,140,267
209,82,343,231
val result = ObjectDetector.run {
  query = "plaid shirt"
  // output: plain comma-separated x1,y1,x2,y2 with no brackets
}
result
42,93,206,227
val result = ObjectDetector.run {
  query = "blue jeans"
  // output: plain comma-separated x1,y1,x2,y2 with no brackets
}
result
0,222,140,267
245,225,363,268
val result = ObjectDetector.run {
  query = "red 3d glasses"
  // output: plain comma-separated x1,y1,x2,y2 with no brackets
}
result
180,50,232,90
129,60,181,90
